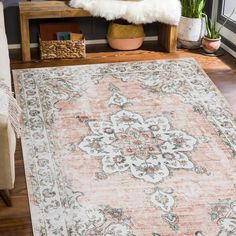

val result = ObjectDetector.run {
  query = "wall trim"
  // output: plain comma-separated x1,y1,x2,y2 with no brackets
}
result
221,36,236,52
221,42,236,58
8,36,158,49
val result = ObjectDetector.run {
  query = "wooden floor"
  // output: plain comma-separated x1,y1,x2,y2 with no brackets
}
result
1,42,236,236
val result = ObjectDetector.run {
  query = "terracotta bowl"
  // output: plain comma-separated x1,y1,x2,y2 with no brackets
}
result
107,37,144,51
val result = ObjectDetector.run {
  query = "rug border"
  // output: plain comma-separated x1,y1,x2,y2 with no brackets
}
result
12,58,236,236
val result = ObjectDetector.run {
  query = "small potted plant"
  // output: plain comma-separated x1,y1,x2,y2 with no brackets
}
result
178,0,206,49
202,9,235,53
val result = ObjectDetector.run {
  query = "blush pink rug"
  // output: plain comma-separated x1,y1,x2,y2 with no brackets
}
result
13,59,236,236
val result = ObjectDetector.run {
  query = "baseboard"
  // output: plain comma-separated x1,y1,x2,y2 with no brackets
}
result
221,43,236,58
8,36,158,50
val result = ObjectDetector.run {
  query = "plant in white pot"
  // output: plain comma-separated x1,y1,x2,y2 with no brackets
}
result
202,9,235,54
178,0,206,49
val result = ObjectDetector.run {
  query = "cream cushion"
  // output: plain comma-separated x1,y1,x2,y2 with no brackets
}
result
0,2,16,190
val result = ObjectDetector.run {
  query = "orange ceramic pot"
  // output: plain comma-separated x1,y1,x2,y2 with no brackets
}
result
107,37,144,51
202,36,221,53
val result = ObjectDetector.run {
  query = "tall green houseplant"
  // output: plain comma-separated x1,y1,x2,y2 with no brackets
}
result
178,0,206,49
181,0,205,19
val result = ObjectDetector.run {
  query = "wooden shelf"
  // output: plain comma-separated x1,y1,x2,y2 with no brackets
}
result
19,1,177,61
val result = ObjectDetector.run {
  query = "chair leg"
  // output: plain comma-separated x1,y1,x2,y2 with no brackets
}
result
0,190,12,207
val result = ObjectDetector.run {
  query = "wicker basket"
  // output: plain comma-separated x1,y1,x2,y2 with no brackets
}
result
39,37,86,60
107,23,144,39
107,22,144,50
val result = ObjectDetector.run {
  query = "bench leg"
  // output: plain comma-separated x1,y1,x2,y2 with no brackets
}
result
20,14,31,61
0,190,12,207
158,23,177,53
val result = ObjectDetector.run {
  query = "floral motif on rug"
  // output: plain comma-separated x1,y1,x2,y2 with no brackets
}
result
13,58,236,236
78,108,197,182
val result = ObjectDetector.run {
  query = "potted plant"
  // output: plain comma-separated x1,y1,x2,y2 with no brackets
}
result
202,9,235,53
178,0,206,49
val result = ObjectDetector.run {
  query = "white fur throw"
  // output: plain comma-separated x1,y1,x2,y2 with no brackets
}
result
69,0,181,25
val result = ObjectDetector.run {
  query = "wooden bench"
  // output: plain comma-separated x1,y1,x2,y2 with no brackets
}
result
19,1,177,61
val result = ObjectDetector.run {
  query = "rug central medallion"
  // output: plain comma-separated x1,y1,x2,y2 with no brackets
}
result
79,109,197,184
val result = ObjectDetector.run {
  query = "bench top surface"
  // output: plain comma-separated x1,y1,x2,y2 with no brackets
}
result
19,1,91,18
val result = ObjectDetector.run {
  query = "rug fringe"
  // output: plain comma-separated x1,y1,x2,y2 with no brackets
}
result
0,78,22,138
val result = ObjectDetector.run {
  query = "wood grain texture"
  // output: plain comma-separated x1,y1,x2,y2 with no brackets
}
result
0,141,33,236
158,23,177,53
19,1,91,61
19,1,91,18
20,14,31,62
0,42,235,236
0,191,12,207
19,1,177,61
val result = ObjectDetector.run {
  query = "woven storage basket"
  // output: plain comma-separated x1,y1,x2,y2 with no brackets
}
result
107,22,144,50
39,37,86,60
107,23,144,39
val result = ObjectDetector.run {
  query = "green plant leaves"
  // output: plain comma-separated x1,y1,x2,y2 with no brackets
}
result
181,0,205,18
203,8,235,39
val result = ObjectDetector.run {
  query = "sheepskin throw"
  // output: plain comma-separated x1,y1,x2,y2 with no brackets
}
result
69,0,182,25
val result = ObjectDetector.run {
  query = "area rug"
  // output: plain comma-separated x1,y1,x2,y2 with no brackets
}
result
13,58,236,236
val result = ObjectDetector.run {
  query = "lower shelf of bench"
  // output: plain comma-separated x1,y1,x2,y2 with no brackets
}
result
19,1,177,61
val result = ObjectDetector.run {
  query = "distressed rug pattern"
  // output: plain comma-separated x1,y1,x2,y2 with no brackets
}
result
13,59,236,236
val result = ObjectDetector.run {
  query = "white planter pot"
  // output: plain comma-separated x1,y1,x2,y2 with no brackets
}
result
178,16,205,49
